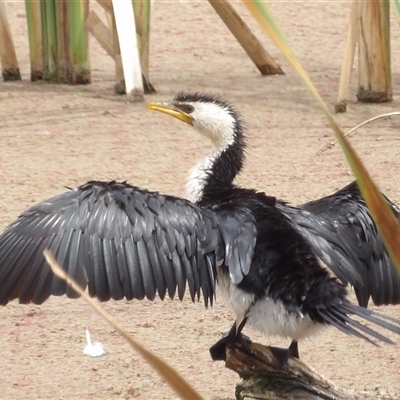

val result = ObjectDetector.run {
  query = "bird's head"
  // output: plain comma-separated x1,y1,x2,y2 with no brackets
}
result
146,90,244,148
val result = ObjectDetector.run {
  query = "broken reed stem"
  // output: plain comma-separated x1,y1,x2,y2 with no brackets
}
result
41,0,58,82
335,0,359,113
68,0,91,84
357,0,392,103
40,0,90,83
56,0,69,83
0,0,21,81
109,10,124,95
111,0,144,101
208,0,284,75
132,0,155,93
24,0,43,81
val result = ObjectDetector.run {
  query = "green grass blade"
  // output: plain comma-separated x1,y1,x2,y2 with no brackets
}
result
243,0,400,273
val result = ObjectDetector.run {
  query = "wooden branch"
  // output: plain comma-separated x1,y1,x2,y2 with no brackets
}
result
224,339,394,400
208,0,283,75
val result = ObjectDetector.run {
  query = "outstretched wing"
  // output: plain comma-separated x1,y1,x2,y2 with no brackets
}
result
0,181,257,306
279,181,400,307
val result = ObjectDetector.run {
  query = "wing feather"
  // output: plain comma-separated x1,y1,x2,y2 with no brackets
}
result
90,234,109,301
171,250,186,300
136,238,156,300
103,237,124,300
280,181,400,307
154,227,177,299
124,235,146,300
115,240,133,300
0,181,256,306
145,234,167,300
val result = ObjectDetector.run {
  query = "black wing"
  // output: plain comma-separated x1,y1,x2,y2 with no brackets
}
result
279,181,400,307
0,181,256,306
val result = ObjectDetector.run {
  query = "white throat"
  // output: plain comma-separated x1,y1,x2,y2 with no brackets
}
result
184,102,236,203
186,146,227,203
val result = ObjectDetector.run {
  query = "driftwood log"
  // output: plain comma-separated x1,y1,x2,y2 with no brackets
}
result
222,338,395,400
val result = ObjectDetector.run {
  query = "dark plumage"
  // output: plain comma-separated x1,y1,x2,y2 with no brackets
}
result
0,181,255,307
284,182,400,308
0,90,399,365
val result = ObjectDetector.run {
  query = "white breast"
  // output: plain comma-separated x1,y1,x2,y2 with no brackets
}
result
217,273,324,341
246,297,324,341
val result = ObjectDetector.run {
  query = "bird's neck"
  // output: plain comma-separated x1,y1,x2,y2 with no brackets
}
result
186,132,245,204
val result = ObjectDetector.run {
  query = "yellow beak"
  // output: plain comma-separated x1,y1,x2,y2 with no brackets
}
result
146,102,194,125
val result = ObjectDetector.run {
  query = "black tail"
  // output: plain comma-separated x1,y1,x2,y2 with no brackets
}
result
318,301,400,345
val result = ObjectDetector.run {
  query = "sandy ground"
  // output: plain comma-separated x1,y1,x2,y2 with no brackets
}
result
1,1,400,399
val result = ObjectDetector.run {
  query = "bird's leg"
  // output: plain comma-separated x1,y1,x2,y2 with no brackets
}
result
269,340,299,366
209,317,249,361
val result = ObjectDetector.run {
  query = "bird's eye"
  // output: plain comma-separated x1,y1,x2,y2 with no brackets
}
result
177,104,194,114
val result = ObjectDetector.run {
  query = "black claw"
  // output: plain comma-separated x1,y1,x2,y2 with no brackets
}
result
290,340,300,359
269,346,291,366
210,319,249,361
209,334,230,361
270,340,299,367
210,331,252,361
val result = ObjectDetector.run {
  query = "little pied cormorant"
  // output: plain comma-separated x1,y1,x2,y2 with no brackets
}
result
0,90,400,366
